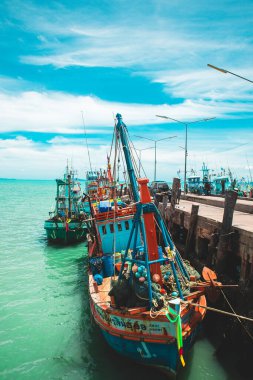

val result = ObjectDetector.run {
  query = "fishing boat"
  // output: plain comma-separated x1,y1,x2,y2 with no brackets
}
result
88,114,216,376
44,165,88,244
186,171,202,194
186,163,213,195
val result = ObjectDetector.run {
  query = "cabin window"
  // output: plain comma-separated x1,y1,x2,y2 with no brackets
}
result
125,221,129,230
117,223,122,232
109,224,114,233
102,225,107,235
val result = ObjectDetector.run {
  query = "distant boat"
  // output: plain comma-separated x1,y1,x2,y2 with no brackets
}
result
185,164,234,196
44,165,88,244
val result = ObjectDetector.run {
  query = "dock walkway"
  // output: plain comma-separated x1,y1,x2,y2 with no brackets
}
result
177,197,253,233
162,194,253,278
181,193,253,214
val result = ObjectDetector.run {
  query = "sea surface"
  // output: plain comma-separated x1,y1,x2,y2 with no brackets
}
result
0,179,242,380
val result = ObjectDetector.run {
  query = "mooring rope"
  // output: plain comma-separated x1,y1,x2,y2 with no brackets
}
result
220,288,253,342
181,299,253,324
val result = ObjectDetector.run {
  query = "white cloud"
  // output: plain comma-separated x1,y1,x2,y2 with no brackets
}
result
1,84,253,136
1,128,252,181
147,69,253,102
14,3,253,105
1,2,253,180
0,136,109,179
0,88,197,133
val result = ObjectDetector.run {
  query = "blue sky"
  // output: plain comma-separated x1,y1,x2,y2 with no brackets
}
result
0,0,253,181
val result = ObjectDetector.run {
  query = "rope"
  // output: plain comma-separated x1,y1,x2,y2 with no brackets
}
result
150,301,185,367
181,300,253,324
165,305,185,367
129,139,148,178
113,187,117,278
150,305,167,319
109,119,116,161
220,289,253,342
119,145,128,188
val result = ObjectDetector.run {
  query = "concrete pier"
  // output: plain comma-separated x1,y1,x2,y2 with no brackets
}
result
160,193,253,282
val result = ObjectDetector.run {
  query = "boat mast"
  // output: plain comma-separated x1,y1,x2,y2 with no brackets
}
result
67,164,71,218
115,114,140,202
56,181,59,215
117,114,187,301
81,111,92,172
115,114,162,281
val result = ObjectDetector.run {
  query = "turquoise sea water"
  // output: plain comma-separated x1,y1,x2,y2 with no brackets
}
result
0,180,242,380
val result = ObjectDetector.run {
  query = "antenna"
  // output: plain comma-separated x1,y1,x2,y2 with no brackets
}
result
246,154,253,183
81,111,92,172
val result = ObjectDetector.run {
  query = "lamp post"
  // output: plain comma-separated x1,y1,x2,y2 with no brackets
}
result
135,146,154,177
156,115,215,193
134,135,177,181
207,64,253,84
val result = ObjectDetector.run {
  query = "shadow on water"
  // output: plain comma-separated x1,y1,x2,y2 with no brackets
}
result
203,312,251,380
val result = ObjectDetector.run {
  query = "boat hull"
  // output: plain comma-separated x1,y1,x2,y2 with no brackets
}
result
100,328,197,376
44,220,87,243
89,281,204,377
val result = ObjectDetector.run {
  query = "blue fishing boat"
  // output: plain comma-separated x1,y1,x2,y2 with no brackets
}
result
44,165,88,244
186,172,202,194
186,163,212,195
88,114,216,376
212,173,231,195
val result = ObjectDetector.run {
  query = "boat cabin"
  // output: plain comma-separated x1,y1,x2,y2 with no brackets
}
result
187,175,202,194
213,176,230,195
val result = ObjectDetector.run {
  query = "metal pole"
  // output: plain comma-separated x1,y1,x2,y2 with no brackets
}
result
154,141,157,181
138,150,141,177
207,64,253,84
184,124,188,194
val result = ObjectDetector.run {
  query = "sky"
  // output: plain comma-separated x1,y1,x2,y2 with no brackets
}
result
0,0,253,182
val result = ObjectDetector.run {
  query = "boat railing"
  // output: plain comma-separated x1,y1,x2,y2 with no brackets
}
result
94,205,136,221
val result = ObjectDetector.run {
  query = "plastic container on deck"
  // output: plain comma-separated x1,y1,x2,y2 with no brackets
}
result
158,246,165,263
114,252,122,263
99,200,111,213
89,257,103,276
102,254,114,277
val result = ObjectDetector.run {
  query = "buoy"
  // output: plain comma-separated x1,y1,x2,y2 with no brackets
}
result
171,291,178,297
152,274,160,283
135,272,141,278
132,264,138,273
93,274,103,285
139,276,145,282
160,288,166,295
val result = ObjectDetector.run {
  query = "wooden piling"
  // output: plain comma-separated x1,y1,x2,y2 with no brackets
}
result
185,204,199,258
162,194,168,218
167,178,181,228
216,190,238,274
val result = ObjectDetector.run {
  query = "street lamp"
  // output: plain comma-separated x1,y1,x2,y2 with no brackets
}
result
134,135,177,181
156,115,216,193
207,64,253,84
135,146,154,177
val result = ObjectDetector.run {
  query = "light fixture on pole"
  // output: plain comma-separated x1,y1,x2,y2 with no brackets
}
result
156,115,216,193
207,64,253,84
135,146,154,177
134,135,177,181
